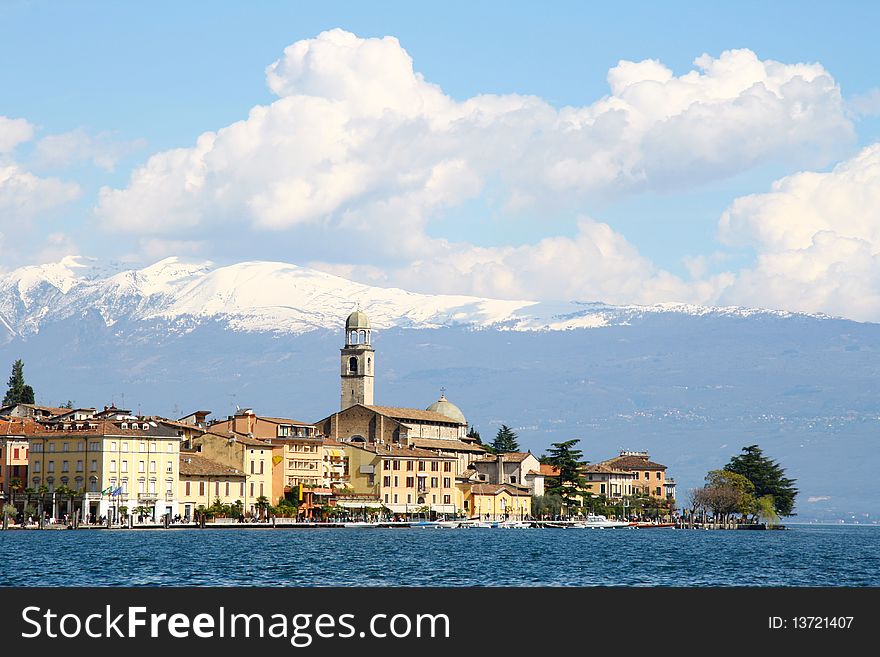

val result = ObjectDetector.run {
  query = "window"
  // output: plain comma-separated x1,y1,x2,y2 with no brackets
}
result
383,476,391,487
393,494,398,503
215,481,220,496
149,480,156,495
76,460,83,472
656,471,662,480
406,460,414,471
240,483,244,497
138,461,145,473
140,442,146,453
138,480,145,494
418,461,425,471
166,461,173,473
405,477,414,488
166,480,173,495
250,462,255,474
384,460,391,471
645,472,650,480
393,476,399,487
655,487,662,496
90,460,97,471
634,472,639,480
259,460,264,475
393,460,400,471
122,442,129,452
77,441,84,451
62,442,69,452
150,460,156,473
431,461,439,472
185,481,191,496
443,462,451,472
259,483,264,496
109,460,116,473
225,482,230,496
110,442,116,451
444,495,451,505
384,494,389,503
199,481,205,496
167,443,174,453
250,483,254,497
89,441,100,451
122,460,128,473
32,443,42,453
348,356,358,373
430,477,438,488
601,484,606,495
443,477,451,488
48,443,55,453
406,494,411,504
34,461,41,473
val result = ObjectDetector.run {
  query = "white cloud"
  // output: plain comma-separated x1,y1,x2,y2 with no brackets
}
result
848,88,880,117
718,144,880,320
0,116,34,154
34,128,146,171
96,31,852,242
0,164,80,219
89,31,855,308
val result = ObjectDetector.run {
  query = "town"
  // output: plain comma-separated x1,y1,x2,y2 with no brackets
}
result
0,310,678,529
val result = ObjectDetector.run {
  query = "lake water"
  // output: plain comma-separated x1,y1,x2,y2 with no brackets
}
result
1,524,876,587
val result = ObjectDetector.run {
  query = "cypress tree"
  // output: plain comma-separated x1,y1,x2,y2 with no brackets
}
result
724,445,798,516
3,360,34,405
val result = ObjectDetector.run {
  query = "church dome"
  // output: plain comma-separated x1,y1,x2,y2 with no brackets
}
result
346,309,371,330
426,394,466,424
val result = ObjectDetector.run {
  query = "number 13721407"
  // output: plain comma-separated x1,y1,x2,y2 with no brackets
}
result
769,617,854,629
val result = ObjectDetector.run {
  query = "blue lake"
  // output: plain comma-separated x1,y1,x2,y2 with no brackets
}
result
1,524,877,587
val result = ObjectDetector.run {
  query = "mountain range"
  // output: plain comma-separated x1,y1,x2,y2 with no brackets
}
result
1,257,877,522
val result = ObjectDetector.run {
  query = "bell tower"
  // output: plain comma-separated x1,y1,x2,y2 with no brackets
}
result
340,308,375,410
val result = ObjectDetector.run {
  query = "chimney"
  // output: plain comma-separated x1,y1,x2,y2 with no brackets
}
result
496,453,504,485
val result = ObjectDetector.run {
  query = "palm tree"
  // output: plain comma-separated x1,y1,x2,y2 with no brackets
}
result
255,495,270,520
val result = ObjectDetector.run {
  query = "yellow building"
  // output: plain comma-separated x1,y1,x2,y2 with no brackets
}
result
597,451,673,500
1,417,33,506
581,463,637,500
321,437,348,489
342,441,457,515
190,429,283,518
211,410,321,492
459,483,532,520
178,452,246,520
28,417,183,522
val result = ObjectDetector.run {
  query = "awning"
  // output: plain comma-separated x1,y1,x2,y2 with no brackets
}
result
325,448,344,457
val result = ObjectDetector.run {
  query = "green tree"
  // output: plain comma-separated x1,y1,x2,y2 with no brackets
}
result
755,495,779,527
724,445,798,516
466,426,482,444
255,495,270,519
544,439,588,515
705,470,756,517
491,425,520,453
3,359,35,406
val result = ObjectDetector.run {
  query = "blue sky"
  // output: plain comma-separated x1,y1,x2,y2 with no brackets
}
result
2,1,880,319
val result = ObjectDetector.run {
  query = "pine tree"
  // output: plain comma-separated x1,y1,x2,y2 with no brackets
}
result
466,426,482,444
545,439,588,513
491,425,520,453
724,445,798,516
3,360,35,406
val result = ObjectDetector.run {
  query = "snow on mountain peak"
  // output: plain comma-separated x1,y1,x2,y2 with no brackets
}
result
0,256,839,338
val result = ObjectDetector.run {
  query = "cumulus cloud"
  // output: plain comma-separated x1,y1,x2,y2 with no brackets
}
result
34,128,147,171
88,31,857,308
0,116,34,154
0,164,80,219
96,31,851,242
718,144,880,320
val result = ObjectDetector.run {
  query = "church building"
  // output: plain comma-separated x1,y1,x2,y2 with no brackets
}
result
315,310,487,475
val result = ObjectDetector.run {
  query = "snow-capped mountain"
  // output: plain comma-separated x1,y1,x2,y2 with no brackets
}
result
0,256,829,340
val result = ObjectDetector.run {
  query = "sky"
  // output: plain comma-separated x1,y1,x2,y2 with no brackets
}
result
3,1,880,320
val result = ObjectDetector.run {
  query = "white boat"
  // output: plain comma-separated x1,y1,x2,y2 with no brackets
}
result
340,521,375,528
571,514,630,529
497,520,531,529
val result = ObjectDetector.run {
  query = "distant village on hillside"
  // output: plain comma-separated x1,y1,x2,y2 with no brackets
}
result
0,310,676,526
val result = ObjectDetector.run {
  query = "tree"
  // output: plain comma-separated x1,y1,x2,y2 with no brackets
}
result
3,360,35,406
705,470,756,517
466,426,482,444
544,439,588,515
255,495,270,519
724,445,798,516
491,425,520,453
